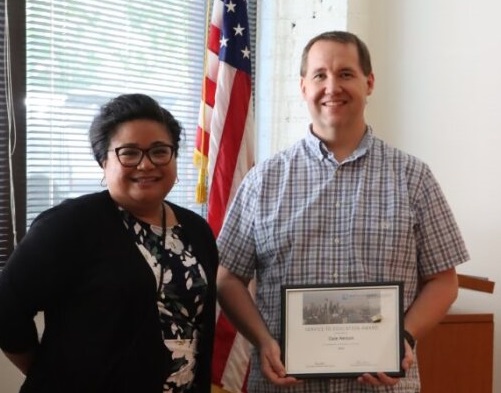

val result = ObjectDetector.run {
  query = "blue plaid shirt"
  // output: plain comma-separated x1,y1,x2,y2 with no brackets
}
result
218,127,469,393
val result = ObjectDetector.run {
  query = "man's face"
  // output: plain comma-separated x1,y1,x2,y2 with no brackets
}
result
300,40,374,137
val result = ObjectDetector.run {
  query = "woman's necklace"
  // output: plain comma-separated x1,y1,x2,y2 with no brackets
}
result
159,202,167,250
157,202,167,298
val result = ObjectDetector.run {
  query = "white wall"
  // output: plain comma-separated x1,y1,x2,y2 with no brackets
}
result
0,313,43,392
358,2,501,391
256,0,348,162
0,355,23,392
258,0,500,391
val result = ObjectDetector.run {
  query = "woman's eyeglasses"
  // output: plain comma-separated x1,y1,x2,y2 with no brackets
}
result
111,144,176,167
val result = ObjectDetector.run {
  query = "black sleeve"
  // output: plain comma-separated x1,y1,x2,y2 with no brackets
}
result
0,202,86,353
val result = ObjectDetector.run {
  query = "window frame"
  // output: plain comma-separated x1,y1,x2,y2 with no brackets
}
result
0,0,27,267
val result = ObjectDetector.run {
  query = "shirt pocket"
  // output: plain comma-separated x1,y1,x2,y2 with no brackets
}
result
351,201,417,282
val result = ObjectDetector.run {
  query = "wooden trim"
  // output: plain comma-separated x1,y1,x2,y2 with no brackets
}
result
457,274,495,293
442,313,493,324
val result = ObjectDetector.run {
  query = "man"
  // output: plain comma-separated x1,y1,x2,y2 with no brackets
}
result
216,31,469,393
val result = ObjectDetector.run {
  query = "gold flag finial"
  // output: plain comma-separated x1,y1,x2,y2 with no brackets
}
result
195,166,207,204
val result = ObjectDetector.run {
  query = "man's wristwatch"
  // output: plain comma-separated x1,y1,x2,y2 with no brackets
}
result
404,330,416,349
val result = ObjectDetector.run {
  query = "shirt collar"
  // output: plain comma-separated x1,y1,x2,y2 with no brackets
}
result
305,125,374,163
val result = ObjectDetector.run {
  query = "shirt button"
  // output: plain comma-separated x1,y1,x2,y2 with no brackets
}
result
334,238,340,245
332,273,338,279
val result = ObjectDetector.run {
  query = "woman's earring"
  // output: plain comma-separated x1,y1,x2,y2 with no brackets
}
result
100,176,107,187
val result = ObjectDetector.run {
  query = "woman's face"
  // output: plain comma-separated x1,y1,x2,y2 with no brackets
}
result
102,119,177,213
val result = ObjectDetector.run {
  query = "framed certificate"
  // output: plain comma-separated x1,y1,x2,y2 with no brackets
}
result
281,282,404,378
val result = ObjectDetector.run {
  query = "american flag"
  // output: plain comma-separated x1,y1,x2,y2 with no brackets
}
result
194,0,254,392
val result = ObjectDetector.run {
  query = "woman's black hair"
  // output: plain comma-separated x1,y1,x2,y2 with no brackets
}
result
89,93,183,167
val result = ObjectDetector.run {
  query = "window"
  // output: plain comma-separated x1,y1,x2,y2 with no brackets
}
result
0,0,257,267
25,0,207,226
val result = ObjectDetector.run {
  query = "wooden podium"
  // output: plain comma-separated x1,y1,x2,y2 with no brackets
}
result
417,274,495,393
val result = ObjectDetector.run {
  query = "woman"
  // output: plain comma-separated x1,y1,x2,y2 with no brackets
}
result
0,94,218,393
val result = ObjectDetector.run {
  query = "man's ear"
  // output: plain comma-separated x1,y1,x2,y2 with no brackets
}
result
367,72,375,96
300,77,307,98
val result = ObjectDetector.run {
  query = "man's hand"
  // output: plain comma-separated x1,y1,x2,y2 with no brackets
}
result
357,338,414,386
258,338,302,387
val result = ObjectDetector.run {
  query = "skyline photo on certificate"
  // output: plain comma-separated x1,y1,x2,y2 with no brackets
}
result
302,288,382,325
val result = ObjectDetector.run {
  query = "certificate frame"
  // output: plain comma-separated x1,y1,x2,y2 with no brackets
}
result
281,282,404,379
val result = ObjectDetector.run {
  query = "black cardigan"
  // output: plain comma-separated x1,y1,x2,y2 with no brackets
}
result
0,191,218,393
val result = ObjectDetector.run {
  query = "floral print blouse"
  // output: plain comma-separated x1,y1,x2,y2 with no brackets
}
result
120,207,208,393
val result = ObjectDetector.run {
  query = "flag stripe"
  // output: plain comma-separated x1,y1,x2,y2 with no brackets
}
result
195,126,210,157
205,77,217,108
212,311,240,385
208,70,251,236
208,24,222,55
220,327,253,391
208,51,220,81
197,101,213,134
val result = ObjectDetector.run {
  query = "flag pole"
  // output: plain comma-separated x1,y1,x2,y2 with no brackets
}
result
195,0,212,204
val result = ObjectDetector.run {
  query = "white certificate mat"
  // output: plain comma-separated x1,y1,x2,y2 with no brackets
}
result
281,282,404,378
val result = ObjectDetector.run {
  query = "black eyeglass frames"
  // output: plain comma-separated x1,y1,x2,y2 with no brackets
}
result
110,144,176,167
